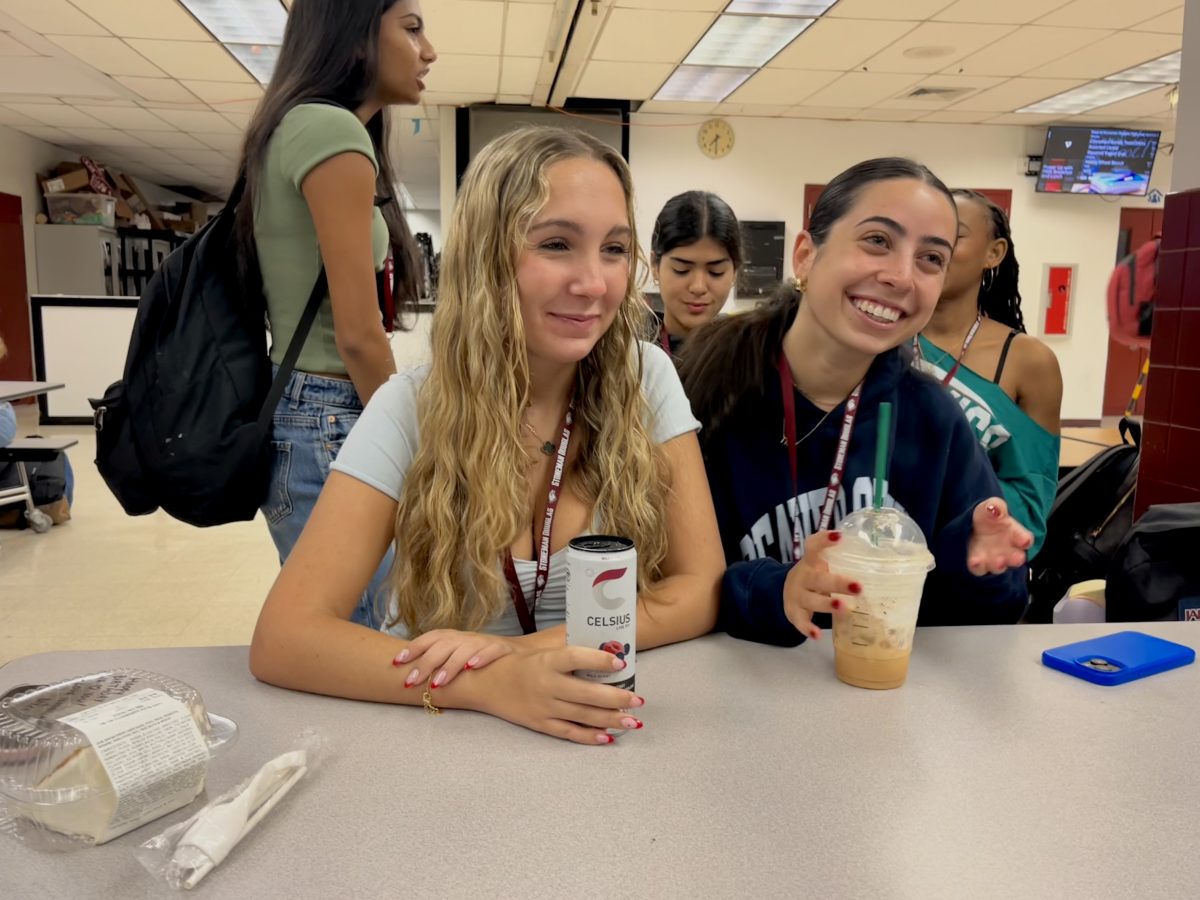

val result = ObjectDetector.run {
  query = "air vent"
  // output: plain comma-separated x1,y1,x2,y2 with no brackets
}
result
901,86,974,102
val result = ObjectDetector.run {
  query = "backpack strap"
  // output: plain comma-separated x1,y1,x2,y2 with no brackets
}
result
256,268,329,433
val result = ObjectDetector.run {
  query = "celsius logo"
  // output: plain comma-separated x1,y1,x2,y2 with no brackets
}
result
592,568,628,610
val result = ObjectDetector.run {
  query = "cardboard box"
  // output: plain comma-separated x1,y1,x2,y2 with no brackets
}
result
40,169,90,195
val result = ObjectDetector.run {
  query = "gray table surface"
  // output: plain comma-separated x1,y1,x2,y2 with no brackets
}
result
1,624,1197,899
0,382,64,404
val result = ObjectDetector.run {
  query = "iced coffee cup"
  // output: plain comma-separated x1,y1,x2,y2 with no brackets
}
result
824,507,935,690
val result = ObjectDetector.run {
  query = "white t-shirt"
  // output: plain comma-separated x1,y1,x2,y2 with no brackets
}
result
331,341,700,636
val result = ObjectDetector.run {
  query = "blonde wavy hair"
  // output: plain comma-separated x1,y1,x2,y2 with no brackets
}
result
388,125,669,635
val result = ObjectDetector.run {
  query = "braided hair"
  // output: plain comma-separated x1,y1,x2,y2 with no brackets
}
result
952,189,1025,333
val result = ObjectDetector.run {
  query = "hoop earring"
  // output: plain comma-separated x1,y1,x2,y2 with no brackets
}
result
792,276,807,294
981,267,996,293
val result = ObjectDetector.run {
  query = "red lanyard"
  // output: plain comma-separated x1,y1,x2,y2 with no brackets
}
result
658,323,672,357
915,314,982,386
778,353,863,560
503,400,575,634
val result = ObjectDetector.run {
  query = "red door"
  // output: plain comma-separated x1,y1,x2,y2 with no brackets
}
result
0,193,33,385
1102,208,1163,417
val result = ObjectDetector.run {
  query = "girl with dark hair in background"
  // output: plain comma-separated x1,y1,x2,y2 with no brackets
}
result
679,159,1032,649
649,191,742,357
916,190,1062,559
233,0,436,628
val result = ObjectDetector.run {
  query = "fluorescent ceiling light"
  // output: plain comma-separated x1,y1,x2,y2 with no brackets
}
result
654,65,756,102
686,15,814,68
1105,51,1182,84
725,0,837,13
227,43,280,84
180,0,287,44
1018,80,1162,115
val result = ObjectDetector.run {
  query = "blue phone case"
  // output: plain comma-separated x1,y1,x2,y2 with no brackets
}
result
1042,631,1195,686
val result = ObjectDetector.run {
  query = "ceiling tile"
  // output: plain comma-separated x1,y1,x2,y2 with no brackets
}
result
12,123,72,143
421,0,504,55
592,9,713,63
148,107,238,132
59,95,137,107
575,60,675,100
859,23,1019,74
1131,8,1186,34
1036,0,1181,29
222,110,253,128
725,68,839,105
917,110,989,123
827,0,955,20
61,126,144,147
194,132,243,152
0,104,40,125
504,3,555,57
856,109,922,121
499,56,541,95
983,112,1056,124
933,0,1068,24
801,71,920,107
769,18,917,70
2,102,105,127
421,54,499,94
946,26,1112,77
171,147,231,167
69,0,209,40
0,0,106,36
713,102,790,117
45,35,164,76
636,100,718,114
113,75,202,103
781,106,864,119
126,128,204,149
84,105,175,130
125,39,253,82
949,77,1084,111
614,0,726,9
0,31,39,55
181,79,262,107
1027,31,1180,79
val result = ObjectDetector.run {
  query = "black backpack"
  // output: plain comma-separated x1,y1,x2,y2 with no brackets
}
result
1107,503,1200,622
1028,418,1141,622
89,177,325,527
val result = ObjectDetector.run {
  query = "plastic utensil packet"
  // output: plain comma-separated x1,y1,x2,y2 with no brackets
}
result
136,728,329,890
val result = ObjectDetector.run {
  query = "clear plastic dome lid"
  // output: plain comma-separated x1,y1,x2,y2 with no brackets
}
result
0,669,236,807
827,506,936,575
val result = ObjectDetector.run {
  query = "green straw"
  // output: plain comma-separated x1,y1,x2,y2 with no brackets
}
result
873,402,892,510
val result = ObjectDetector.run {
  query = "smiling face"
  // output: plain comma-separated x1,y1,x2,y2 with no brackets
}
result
653,236,735,335
375,0,437,106
792,178,958,356
515,157,633,370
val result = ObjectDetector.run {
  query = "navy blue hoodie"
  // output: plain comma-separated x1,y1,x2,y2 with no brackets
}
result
700,347,1029,647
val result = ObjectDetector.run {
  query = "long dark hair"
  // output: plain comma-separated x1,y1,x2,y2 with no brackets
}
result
679,157,955,435
650,191,743,269
233,0,419,323
951,189,1024,333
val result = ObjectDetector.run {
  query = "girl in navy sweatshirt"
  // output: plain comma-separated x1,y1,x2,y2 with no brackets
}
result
678,158,1032,647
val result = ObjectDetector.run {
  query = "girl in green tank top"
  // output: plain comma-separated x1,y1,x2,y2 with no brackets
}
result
915,190,1062,559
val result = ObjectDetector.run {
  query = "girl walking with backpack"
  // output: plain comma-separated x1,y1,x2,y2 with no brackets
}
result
679,159,1032,648
234,0,436,628
915,191,1062,559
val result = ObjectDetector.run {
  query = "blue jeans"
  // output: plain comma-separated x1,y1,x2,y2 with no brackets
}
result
260,369,392,629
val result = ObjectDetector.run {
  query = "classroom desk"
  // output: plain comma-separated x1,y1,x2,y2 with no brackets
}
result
1,625,1197,899
0,381,64,404
1060,425,1124,469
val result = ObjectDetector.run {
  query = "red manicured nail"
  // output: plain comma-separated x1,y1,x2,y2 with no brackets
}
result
596,733,615,745
831,598,843,610
620,717,643,730
848,582,862,595
828,531,842,543
391,656,404,667
630,695,646,708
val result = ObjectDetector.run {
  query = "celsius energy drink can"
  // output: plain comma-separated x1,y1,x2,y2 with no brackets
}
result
566,535,636,691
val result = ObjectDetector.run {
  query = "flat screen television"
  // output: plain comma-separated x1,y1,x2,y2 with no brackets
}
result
1036,126,1161,196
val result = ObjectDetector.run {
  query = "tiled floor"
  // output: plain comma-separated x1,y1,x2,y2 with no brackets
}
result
0,403,279,666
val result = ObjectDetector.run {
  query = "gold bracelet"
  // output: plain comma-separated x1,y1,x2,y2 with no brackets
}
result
422,674,443,716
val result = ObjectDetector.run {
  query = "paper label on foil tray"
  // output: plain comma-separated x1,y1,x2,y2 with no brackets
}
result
58,688,209,843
